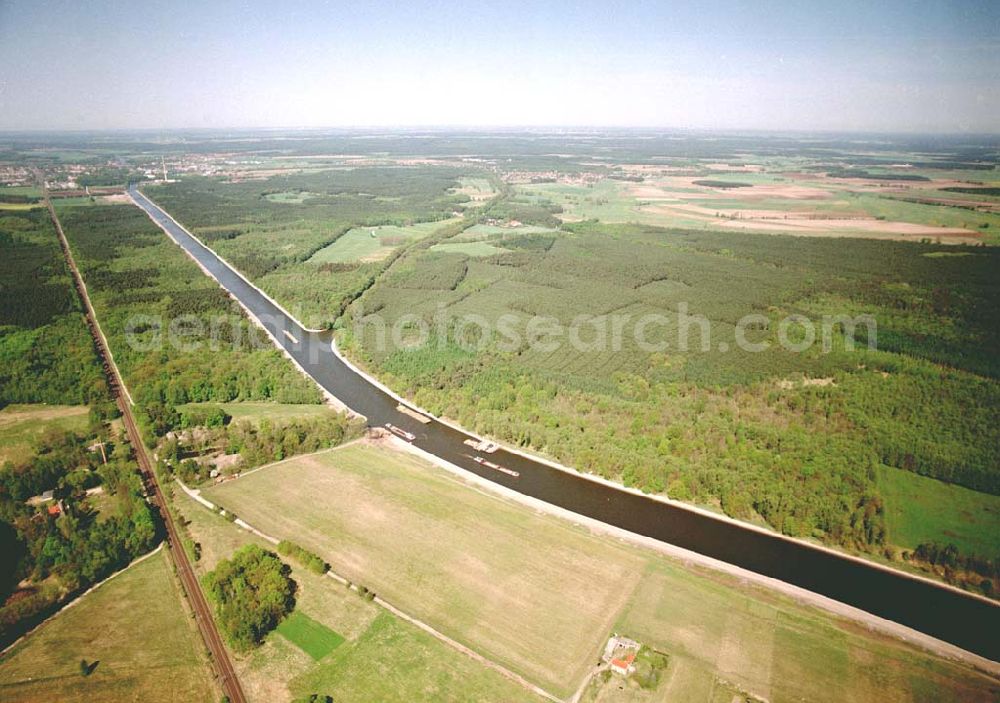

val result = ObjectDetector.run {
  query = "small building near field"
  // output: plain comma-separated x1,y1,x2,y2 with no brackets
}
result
602,634,641,676
610,653,636,675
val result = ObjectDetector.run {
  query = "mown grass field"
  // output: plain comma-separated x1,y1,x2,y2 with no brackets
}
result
0,549,216,703
203,443,999,701
205,443,643,697
172,478,544,703
879,464,1000,556
0,404,90,465
616,561,998,703
275,611,344,661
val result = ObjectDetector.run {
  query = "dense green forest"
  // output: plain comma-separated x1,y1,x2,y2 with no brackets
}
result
57,204,322,417
0,210,106,407
340,219,1000,590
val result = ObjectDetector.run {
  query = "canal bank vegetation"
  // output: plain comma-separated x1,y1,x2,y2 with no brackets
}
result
200,441,1000,702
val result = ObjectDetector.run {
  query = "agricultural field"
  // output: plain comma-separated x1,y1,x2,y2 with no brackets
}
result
201,441,999,702
0,404,90,465
172,475,544,703
615,561,998,703
430,240,508,257
0,549,216,703
519,171,999,243
452,176,497,206
205,442,644,697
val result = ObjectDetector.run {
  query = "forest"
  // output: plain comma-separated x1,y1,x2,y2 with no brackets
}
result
340,218,1000,591
114,153,1000,594
57,204,323,415
0,210,106,407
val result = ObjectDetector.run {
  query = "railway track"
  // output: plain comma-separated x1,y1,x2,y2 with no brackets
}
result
41,180,247,703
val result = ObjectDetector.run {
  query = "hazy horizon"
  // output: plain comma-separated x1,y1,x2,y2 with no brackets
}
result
2,0,998,134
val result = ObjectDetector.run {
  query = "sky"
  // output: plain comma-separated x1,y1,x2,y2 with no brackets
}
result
1,0,998,133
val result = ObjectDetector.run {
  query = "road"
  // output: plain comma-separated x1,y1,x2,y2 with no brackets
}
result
45,188,248,703
128,184,1000,663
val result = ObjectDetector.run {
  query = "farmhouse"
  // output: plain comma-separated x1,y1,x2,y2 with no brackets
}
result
602,634,641,676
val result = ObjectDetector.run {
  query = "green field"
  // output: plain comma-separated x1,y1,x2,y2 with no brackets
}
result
309,219,459,264
0,404,90,465
429,240,507,257
457,223,558,238
172,474,544,703
0,549,216,703
51,196,110,208
453,177,496,206
265,191,321,204
290,611,543,703
0,186,43,198
203,443,998,701
276,610,345,661
879,464,1000,556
